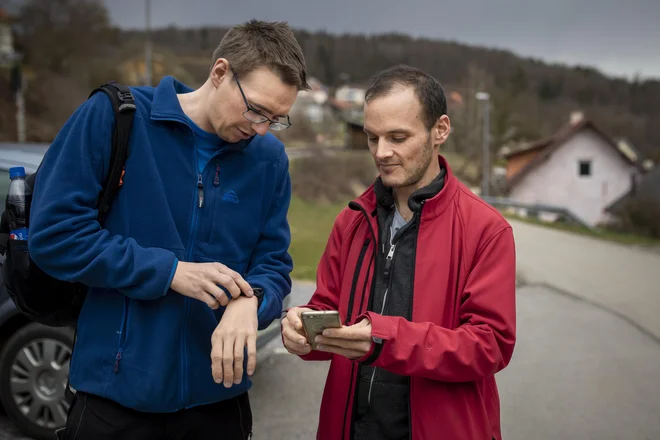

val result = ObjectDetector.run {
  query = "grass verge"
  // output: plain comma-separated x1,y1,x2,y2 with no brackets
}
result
503,212,660,247
287,196,349,281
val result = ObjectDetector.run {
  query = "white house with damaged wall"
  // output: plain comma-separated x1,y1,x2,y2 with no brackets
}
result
503,113,644,227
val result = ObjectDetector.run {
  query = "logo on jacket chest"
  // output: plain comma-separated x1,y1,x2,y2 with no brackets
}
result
222,190,239,204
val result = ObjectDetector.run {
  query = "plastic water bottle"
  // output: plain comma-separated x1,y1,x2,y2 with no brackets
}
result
6,166,31,241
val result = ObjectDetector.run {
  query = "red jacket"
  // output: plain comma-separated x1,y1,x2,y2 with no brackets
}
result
300,156,516,440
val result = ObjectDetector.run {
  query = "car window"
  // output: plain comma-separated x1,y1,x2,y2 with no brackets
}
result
0,170,9,214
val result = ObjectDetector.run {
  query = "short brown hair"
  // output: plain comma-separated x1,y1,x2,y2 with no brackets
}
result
365,64,447,130
212,20,309,91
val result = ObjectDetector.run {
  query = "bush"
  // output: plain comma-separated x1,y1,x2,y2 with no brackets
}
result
613,195,660,239
290,151,377,203
274,116,317,145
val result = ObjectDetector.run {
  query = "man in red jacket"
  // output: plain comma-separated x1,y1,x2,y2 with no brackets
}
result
282,64,516,440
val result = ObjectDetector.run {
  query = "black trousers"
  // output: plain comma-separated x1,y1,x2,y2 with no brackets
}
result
57,391,252,440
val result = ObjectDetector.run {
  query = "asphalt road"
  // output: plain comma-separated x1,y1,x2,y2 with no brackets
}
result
510,219,660,340
2,223,660,439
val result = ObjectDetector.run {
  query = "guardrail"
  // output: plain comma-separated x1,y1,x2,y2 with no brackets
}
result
481,196,594,231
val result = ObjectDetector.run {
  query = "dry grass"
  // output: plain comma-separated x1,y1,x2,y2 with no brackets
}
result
290,150,377,203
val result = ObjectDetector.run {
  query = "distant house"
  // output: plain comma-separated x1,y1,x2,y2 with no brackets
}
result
325,99,366,149
334,84,366,105
303,77,329,105
503,113,642,227
291,77,330,124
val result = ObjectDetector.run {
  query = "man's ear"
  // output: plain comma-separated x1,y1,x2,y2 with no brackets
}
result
210,58,230,88
433,115,451,147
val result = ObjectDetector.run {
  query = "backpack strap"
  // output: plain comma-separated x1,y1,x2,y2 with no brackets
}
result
62,84,136,406
89,82,136,226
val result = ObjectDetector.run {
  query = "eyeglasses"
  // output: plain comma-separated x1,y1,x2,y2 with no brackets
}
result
231,68,292,131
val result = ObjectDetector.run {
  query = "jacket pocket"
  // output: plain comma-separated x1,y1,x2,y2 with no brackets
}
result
113,297,130,374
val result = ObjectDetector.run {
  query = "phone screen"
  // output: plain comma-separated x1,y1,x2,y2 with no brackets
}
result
301,311,341,350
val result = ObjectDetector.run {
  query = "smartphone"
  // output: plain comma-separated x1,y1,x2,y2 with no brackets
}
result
301,310,342,350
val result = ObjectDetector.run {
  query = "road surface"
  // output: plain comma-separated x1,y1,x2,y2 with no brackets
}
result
510,219,660,340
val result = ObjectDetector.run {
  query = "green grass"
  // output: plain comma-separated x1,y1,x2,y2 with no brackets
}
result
503,212,660,247
287,196,350,280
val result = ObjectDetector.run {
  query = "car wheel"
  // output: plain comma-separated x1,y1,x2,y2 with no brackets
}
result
0,322,73,440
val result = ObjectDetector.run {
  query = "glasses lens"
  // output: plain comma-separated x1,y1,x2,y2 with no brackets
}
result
269,122,290,131
270,115,291,130
243,109,269,124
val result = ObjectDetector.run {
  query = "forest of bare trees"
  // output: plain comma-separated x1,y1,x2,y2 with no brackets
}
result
1,0,659,167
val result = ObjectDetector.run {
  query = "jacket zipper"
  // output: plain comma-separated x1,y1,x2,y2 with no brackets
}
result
367,242,396,406
114,297,130,373
181,137,206,408
197,173,204,208
214,164,220,186
356,254,375,324
345,239,370,325
185,148,230,406
147,117,220,408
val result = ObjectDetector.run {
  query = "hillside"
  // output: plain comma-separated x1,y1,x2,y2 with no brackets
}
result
1,0,658,163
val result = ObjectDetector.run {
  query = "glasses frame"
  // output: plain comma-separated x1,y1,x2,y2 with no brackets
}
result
231,68,292,131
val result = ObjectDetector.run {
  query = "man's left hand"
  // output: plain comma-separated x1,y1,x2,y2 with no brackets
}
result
211,295,258,387
315,318,373,360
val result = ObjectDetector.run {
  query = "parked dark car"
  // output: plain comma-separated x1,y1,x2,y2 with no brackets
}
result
0,143,287,439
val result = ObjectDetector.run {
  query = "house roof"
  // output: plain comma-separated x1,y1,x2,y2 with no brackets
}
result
616,138,644,164
505,118,638,187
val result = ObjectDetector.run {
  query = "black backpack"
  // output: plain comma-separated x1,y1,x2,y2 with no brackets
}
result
0,82,136,328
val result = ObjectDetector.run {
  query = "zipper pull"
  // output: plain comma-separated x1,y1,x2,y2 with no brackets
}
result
113,349,123,373
214,165,220,186
197,173,204,208
384,244,396,277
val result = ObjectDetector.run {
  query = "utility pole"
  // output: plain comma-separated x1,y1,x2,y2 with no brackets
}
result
476,92,490,197
144,0,152,86
3,13,25,143
16,76,25,143
10,60,25,143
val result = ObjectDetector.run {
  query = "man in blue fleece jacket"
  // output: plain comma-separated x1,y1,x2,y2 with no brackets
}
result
28,20,308,440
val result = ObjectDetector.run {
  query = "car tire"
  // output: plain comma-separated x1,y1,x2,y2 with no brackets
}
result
0,322,74,440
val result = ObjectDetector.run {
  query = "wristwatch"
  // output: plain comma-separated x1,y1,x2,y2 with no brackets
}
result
249,287,264,309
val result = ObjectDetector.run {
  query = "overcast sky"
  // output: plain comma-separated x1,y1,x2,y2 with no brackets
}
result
103,0,660,81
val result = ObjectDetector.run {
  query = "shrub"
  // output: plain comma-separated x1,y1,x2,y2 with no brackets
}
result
290,151,377,203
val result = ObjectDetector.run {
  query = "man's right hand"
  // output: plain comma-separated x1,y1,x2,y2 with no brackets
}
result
281,307,313,355
170,262,253,309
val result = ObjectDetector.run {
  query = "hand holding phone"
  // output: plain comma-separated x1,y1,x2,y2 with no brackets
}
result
301,310,342,350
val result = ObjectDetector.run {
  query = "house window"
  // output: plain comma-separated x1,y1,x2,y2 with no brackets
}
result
578,160,591,177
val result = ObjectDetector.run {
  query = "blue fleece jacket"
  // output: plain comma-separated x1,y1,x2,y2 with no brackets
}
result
28,76,293,412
